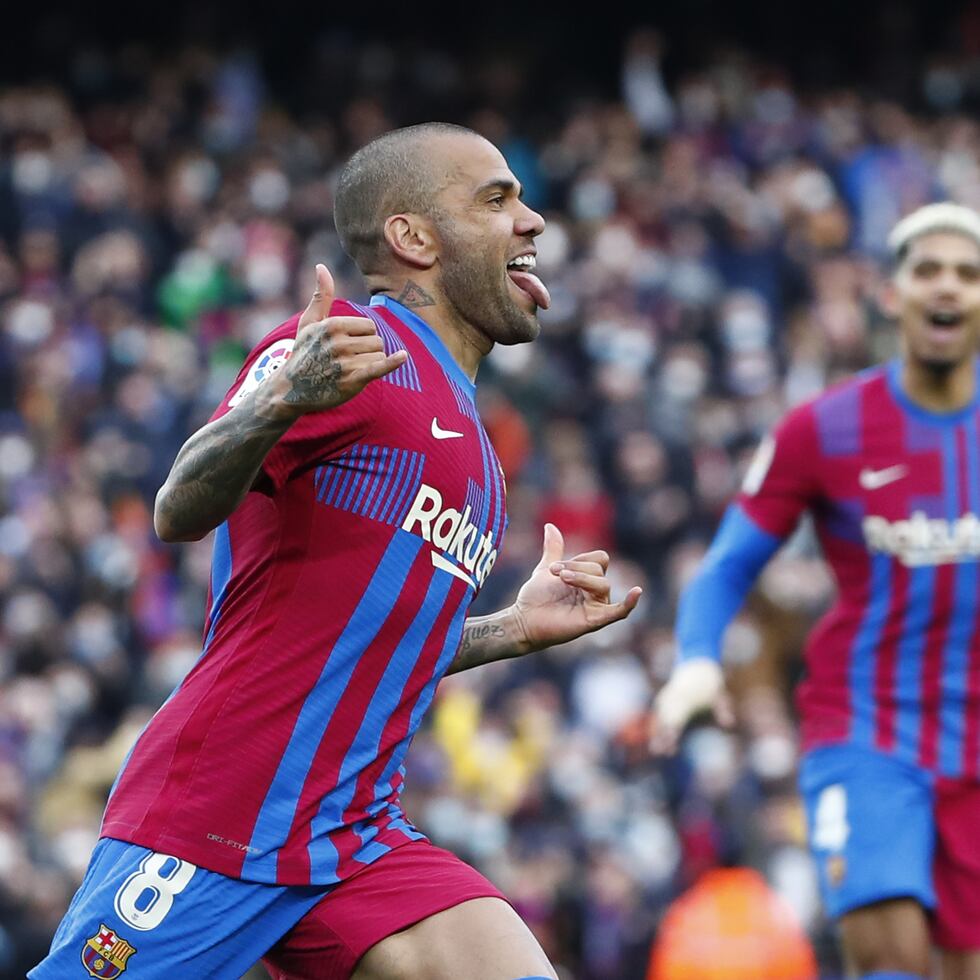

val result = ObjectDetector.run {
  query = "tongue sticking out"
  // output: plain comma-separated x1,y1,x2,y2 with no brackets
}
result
507,269,551,310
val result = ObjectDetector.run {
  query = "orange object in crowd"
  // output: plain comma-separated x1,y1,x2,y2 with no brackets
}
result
647,867,818,980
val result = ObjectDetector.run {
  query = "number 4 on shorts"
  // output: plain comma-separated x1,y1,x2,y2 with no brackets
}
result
114,852,197,931
812,783,850,852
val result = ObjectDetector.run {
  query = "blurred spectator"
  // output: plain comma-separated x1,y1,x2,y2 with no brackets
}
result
3,14,980,977
646,866,818,979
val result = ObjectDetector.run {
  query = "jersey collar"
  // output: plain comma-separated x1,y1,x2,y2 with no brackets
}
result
370,295,476,398
886,358,980,426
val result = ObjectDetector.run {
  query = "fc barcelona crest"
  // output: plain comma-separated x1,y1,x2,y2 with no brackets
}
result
81,924,137,978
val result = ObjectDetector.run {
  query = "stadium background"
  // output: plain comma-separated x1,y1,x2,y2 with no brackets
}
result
2,1,979,976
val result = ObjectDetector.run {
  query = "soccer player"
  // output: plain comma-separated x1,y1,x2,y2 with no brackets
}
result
32,123,641,980
654,201,980,980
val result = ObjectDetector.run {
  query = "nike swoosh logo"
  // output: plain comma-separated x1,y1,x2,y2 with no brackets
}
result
430,551,475,587
859,464,909,490
431,418,464,440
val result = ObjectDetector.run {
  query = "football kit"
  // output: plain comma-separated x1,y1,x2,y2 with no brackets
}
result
676,360,980,947
32,297,511,977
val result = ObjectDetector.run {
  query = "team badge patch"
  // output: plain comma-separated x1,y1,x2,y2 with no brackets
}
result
827,854,847,888
741,434,775,496
81,924,137,978
229,339,294,407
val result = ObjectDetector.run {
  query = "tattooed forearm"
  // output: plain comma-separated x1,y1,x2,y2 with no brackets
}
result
395,280,436,308
154,390,293,542
444,615,522,675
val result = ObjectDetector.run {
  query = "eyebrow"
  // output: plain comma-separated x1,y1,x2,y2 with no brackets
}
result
474,177,524,200
913,257,980,269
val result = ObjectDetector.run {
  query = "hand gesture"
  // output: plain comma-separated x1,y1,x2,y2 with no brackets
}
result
261,264,407,420
512,524,642,652
650,657,733,754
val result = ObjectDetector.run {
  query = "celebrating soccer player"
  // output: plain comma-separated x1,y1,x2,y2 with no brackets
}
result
655,202,980,980
31,124,641,980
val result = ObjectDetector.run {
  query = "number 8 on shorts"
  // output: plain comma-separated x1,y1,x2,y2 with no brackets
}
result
114,853,196,931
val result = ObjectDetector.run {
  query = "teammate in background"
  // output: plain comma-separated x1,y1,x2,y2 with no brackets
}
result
32,123,641,980
654,201,980,980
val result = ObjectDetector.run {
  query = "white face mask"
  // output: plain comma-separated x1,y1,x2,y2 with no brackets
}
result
5,298,54,347
12,151,53,194
248,169,290,212
662,356,707,401
244,252,289,300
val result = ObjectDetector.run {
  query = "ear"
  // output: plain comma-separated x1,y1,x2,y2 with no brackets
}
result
878,276,902,319
383,214,438,270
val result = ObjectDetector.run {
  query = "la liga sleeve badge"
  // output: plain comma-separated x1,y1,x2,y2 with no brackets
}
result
229,339,295,408
81,924,137,978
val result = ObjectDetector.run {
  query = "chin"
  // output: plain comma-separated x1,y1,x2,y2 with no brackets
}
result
503,310,541,344
916,353,962,374
487,297,539,345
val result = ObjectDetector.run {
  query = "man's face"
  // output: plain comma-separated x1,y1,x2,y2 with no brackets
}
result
891,231,980,371
429,134,548,346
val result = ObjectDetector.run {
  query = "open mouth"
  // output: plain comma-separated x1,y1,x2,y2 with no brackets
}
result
506,253,551,310
927,310,964,328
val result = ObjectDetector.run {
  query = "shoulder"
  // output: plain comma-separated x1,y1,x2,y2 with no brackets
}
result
227,299,368,410
781,365,887,453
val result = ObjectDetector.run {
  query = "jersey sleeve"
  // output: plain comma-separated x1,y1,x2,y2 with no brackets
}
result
735,403,820,538
675,504,783,663
210,303,384,492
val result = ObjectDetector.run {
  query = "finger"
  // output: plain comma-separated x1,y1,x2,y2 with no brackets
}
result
589,587,642,624
550,560,605,578
557,569,610,598
537,523,564,569
560,550,610,572
299,263,335,329
358,350,408,381
332,335,386,356
620,586,643,614
324,316,380,337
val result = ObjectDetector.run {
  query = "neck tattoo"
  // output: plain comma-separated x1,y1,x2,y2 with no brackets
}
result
396,281,436,308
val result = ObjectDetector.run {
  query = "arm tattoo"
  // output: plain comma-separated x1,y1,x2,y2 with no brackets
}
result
154,391,292,542
444,619,513,675
282,333,343,405
395,280,436,308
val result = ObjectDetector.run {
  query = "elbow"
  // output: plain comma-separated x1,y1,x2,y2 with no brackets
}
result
153,489,203,543
153,509,184,543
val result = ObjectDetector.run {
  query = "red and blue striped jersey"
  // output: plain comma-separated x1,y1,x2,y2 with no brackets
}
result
101,296,508,884
738,360,980,776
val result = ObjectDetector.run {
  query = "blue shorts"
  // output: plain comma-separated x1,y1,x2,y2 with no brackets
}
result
29,838,328,978
30,836,506,978
800,743,936,920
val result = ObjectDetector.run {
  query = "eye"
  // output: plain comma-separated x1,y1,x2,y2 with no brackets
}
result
487,195,505,208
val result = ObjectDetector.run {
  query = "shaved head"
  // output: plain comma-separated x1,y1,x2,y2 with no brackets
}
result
333,122,479,274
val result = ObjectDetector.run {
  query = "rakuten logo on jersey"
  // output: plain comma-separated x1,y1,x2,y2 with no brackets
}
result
863,511,980,566
401,484,497,589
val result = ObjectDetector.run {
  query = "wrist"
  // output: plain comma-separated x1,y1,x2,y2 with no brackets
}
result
497,602,537,657
252,379,303,425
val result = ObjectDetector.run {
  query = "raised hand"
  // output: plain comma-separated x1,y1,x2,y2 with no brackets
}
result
511,524,642,652
650,658,733,754
258,264,408,421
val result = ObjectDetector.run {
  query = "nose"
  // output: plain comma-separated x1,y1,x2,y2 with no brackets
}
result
933,268,964,300
515,201,545,238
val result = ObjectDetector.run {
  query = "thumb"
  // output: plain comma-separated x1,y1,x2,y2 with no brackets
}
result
299,263,335,329
539,523,564,569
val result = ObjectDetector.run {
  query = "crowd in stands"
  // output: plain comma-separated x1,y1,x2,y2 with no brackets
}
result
2,21,979,977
